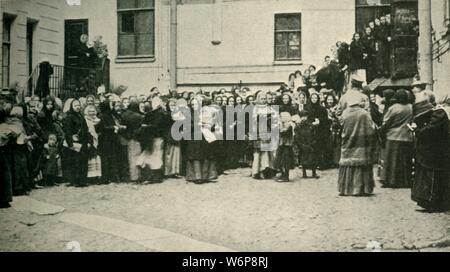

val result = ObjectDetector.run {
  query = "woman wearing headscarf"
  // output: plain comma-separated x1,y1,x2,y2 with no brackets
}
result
84,105,102,183
338,95,377,197
37,96,56,141
185,97,219,184
137,97,172,183
379,90,414,188
305,93,329,172
0,103,15,208
378,89,396,178
24,99,45,185
164,98,183,178
122,101,145,182
252,91,279,179
324,94,341,168
97,99,127,183
62,99,91,187
222,96,241,170
411,93,450,212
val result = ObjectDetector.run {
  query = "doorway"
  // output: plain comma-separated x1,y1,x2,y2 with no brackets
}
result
64,19,88,68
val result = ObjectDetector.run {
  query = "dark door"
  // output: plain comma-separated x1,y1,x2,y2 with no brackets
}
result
27,22,34,76
64,19,88,67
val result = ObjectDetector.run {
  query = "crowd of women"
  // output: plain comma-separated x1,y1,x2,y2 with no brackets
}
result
1,13,449,212
1,75,449,212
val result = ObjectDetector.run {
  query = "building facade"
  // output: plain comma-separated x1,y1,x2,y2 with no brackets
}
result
1,0,449,96
1,0,65,92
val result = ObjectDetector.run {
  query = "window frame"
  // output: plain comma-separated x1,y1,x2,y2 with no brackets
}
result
116,0,155,60
274,13,302,62
2,16,12,90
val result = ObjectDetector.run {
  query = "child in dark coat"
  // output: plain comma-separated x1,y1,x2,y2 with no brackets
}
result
42,134,60,186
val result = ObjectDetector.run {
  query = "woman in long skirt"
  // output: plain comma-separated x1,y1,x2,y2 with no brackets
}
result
98,100,127,183
137,97,172,183
164,99,182,178
324,94,341,167
411,95,450,212
185,97,218,184
0,105,14,208
7,106,32,195
252,92,278,179
84,105,102,183
122,101,145,182
338,96,377,196
379,90,414,188
62,99,91,187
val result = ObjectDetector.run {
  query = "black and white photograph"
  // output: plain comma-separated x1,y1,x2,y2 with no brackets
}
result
1,0,450,255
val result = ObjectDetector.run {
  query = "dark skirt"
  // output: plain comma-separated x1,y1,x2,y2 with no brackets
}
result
0,146,13,203
185,160,218,182
274,146,295,170
11,144,31,195
412,163,450,212
338,165,375,196
62,147,88,185
381,140,413,188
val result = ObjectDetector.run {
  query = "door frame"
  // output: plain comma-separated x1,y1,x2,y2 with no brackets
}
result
64,19,89,67
26,18,39,76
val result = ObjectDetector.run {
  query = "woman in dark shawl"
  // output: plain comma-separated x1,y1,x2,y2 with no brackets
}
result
122,101,145,182
184,97,219,184
411,94,450,212
349,33,366,74
137,97,172,183
164,99,183,178
37,96,56,141
305,92,329,172
338,95,377,197
0,103,14,208
62,99,92,187
324,94,341,168
379,90,414,188
97,100,127,183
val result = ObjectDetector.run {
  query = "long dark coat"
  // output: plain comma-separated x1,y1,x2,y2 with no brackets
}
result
349,40,365,71
62,107,91,185
36,62,53,99
97,102,127,182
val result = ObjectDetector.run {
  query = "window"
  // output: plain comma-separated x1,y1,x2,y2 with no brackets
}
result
117,0,155,58
355,0,392,33
274,13,301,61
2,16,12,90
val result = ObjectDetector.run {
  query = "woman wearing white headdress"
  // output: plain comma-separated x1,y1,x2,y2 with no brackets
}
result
83,105,102,182
252,91,279,179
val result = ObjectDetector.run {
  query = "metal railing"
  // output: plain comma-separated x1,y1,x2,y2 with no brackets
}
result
27,60,110,100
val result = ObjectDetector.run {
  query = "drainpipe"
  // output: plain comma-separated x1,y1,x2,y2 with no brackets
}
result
418,0,433,90
170,0,177,92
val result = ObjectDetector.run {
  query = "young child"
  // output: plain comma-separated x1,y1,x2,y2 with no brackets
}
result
294,110,320,179
274,112,295,182
42,134,60,186
52,110,65,182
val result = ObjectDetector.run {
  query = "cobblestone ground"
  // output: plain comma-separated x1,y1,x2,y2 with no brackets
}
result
1,167,450,252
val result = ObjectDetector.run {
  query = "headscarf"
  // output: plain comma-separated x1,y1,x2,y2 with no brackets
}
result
63,98,75,113
255,91,267,105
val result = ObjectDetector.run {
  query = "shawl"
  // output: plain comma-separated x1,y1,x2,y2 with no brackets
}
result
84,115,100,148
340,106,377,166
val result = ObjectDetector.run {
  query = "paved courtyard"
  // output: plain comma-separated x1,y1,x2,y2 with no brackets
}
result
1,168,450,252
